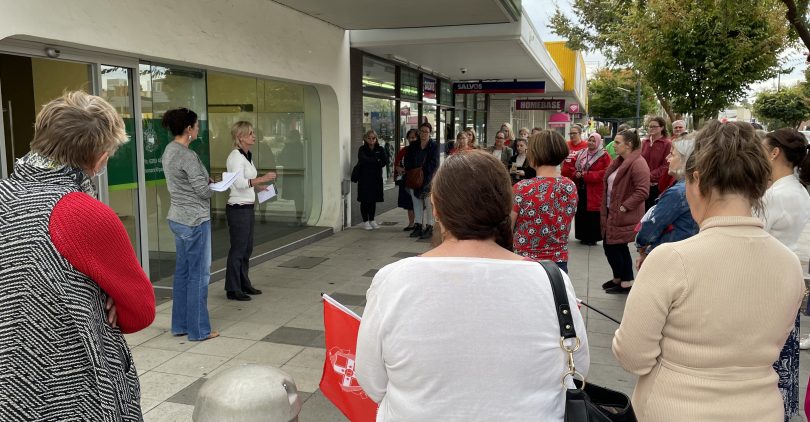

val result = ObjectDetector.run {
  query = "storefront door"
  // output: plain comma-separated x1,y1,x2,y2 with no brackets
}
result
0,51,144,264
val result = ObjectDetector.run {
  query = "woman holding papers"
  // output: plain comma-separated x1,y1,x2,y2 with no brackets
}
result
356,150,589,421
224,121,277,301
161,108,218,341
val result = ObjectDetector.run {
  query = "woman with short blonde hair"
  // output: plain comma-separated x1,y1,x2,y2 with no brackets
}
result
224,121,276,301
1,91,155,420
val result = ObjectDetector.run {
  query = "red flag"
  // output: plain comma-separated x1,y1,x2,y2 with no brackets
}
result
319,294,378,421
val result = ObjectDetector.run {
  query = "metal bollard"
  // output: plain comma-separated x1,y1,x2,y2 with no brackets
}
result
193,364,302,422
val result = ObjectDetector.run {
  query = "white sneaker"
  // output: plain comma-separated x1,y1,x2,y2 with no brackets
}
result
800,334,810,350
363,221,373,230
370,221,381,229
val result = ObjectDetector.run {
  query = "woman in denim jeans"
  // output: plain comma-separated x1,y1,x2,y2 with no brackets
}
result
161,108,218,341
635,137,699,268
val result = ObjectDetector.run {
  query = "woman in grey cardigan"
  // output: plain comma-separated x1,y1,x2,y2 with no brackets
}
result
161,108,218,341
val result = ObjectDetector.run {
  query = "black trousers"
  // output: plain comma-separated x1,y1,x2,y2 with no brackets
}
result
360,201,377,222
603,242,634,281
645,184,660,211
225,205,255,293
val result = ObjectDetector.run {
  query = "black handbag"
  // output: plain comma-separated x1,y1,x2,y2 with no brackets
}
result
350,163,360,183
538,261,636,422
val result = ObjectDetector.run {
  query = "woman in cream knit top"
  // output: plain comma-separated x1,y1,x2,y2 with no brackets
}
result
612,121,804,421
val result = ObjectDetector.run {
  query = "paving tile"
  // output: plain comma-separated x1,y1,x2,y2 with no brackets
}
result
165,377,208,406
124,327,166,347
263,327,324,347
329,293,366,306
186,336,257,358
152,352,229,378
286,347,326,369
219,321,281,340
208,304,259,321
139,397,162,414
130,346,181,372
298,390,348,422
361,269,378,277
138,371,199,402
278,256,329,269
392,251,419,258
140,332,200,353
143,401,195,422
379,221,398,226
235,342,304,365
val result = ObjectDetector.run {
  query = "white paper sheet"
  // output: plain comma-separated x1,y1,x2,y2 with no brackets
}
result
208,171,241,192
257,185,277,203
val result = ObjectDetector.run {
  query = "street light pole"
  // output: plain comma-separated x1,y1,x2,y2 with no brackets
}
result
635,72,641,129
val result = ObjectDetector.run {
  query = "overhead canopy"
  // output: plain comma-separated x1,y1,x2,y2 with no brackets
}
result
350,18,564,89
271,0,521,30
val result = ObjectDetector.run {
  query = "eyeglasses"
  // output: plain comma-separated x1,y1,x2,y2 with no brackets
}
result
647,125,661,129
419,130,430,134
496,136,505,140
569,132,580,135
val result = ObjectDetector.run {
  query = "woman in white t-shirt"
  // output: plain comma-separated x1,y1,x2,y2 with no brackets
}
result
760,128,810,420
356,150,589,421
224,121,276,301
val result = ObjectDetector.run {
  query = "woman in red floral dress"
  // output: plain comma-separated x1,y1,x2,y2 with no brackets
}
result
511,130,578,272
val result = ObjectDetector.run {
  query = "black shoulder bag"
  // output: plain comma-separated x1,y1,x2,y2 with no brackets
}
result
538,261,636,422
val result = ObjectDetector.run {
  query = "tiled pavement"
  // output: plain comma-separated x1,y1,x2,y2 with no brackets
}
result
128,207,810,421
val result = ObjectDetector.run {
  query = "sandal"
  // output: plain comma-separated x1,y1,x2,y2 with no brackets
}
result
190,331,220,342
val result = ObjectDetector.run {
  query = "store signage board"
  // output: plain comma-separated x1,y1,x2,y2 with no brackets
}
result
515,99,564,110
453,81,545,94
568,103,580,113
423,76,437,99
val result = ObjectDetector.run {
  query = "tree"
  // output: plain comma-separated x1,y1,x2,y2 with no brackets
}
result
781,0,810,53
551,0,791,127
752,87,810,129
588,68,656,123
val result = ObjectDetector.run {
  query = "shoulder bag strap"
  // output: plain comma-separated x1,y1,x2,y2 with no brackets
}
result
539,260,577,340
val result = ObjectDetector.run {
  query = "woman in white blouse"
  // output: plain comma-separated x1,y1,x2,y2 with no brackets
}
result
356,150,589,421
224,121,276,301
760,128,810,420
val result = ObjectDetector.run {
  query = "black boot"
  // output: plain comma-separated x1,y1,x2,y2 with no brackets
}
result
419,225,433,240
227,291,251,301
409,223,423,238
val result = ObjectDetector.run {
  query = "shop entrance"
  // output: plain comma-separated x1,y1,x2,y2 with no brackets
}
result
0,53,143,261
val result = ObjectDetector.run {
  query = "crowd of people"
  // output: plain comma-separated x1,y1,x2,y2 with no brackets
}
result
357,117,810,421
1,90,807,420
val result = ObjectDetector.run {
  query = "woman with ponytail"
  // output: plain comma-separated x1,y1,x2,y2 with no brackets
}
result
356,150,590,421
760,128,810,421
510,130,578,272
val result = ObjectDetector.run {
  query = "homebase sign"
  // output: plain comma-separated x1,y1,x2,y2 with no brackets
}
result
453,81,545,94
515,99,565,111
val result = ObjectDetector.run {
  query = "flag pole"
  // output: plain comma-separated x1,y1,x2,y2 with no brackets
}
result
321,293,362,321
578,300,621,325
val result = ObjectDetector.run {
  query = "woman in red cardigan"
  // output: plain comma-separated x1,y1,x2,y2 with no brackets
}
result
600,129,650,294
562,132,611,245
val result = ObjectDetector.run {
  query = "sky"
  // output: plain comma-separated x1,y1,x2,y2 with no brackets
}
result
522,0,808,101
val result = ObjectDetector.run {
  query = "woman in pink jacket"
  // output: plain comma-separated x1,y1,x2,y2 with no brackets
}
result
600,129,650,294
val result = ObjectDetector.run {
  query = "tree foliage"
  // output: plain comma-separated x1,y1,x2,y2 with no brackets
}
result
551,0,791,127
588,68,656,123
752,87,810,129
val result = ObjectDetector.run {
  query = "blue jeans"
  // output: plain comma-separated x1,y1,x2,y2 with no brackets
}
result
169,219,213,341
409,188,434,226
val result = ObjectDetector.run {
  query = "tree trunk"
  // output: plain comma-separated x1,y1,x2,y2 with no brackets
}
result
783,0,810,54
655,92,676,122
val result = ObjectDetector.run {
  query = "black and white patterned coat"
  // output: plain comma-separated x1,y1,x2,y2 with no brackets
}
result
0,156,142,421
